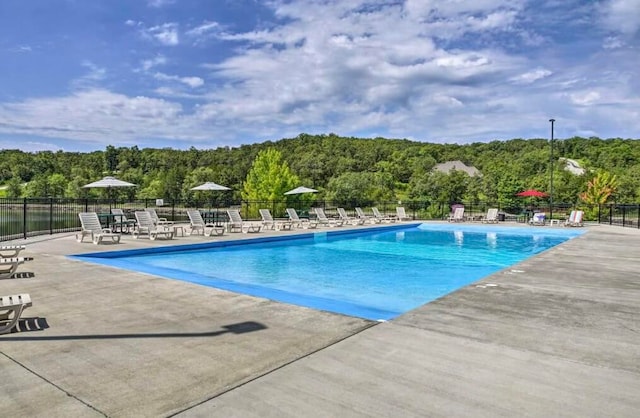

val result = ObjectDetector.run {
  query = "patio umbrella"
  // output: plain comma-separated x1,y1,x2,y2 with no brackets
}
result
191,182,231,210
190,182,231,191
82,176,137,208
284,186,318,195
516,189,548,198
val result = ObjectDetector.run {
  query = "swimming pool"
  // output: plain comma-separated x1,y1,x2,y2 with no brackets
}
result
73,224,585,320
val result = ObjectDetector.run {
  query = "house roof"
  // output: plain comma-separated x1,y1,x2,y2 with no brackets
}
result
433,160,481,177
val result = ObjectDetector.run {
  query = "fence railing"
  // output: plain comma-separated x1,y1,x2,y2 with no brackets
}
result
0,198,636,242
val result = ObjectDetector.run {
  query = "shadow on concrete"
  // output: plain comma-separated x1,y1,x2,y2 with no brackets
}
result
4,271,36,279
0,320,267,341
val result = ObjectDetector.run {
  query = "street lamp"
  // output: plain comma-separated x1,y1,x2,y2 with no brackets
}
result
549,118,555,221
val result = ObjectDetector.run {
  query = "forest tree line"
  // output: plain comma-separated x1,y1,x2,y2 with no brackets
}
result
0,133,636,210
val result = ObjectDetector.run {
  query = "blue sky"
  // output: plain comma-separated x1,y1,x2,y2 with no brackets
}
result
0,0,639,152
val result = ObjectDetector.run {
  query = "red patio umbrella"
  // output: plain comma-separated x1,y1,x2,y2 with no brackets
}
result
516,189,548,198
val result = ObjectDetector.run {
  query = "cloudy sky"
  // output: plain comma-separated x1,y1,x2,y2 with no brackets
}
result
0,0,639,152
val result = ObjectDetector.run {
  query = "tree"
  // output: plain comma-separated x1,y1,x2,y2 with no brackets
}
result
242,148,300,202
579,171,619,205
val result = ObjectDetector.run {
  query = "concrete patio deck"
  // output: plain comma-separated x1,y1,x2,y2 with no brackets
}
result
1,223,639,417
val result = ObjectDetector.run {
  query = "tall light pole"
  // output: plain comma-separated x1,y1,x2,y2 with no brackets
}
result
549,118,555,221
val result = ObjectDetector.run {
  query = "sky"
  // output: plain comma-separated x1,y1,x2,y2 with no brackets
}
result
0,0,639,152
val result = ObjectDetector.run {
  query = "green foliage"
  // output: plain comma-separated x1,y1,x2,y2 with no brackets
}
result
580,171,619,205
242,148,300,203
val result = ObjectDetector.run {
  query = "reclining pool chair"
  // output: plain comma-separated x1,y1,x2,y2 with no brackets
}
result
0,294,32,334
226,209,261,233
337,207,364,225
448,207,465,222
259,209,293,231
371,207,395,223
187,210,225,236
134,211,174,240
396,206,411,221
314,208,344,227
355,207,380,224
145,208,173,226
564,210,584,227
286,208,318,229
77,212,122,244
0,245,26,258
0,257,34,279
482,208,499,224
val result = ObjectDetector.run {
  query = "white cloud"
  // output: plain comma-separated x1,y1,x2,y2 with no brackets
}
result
510,68,552,84
153,72,204,88
140,55,167,71
141,23,180,46
147,0,175,8
601,0,640,35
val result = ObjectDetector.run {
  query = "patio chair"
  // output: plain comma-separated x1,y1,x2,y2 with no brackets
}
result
286,208,318,229
187,210,225,236
564,210,584,227
0,294,32,334
355,207,380,224
337,208,364,225
481,208,499,224
529,212,546,226
371,207,395,223
448,207,465,222
0,245,26,258
133,211,174,240
226,209,261,233
145,208,173,226
76,212,122,244
259,209,293,231
396,206,411,221
110,208,137,233
314,208,344,227
0,257,34,279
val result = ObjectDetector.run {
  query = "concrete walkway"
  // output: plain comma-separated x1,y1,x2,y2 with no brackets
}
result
1,223,639,417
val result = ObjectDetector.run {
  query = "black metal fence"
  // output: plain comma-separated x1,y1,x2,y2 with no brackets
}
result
0,197,637,242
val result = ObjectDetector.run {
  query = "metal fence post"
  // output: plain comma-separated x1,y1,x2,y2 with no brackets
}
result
23,198,27,240
49,197,54,235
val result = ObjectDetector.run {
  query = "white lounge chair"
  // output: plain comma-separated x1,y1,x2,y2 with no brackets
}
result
529,212,546,226
133,211,174,240
259,209,293,231
226,209,261,233
187,210,225,236
145,208,173,225
337,208,364,225
0,245,26,258
565,210,584,227
286,208,318,229
0,294,32,334
110,208,137,233
314,208,344,227
76,212,122,244
355,207,380,224
448,207,465,222
396,206,411,221
482,208,499,224
371,207,395,223
0,257,33,279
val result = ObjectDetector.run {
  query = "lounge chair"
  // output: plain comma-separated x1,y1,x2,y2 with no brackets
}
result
110,208,137,233
286,208,318,229
0,294,32,334
76,212,122,244
226,209,261,233
0,257,33,279
314,208,344,227
371,207,395,223
529,212,546,226
0,245,26,258
187,210,225,236
355,207,380,224
565,210,584,227
133,211,174,240
337,208,364,225
145,208,173,226
396,206,411,221
482,208,499,224
259,209,293,231
448,207,465,222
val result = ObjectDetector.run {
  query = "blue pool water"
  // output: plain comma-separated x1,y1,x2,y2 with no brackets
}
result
73,224,585,320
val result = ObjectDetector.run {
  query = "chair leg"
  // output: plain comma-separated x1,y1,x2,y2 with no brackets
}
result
0,304,25,334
